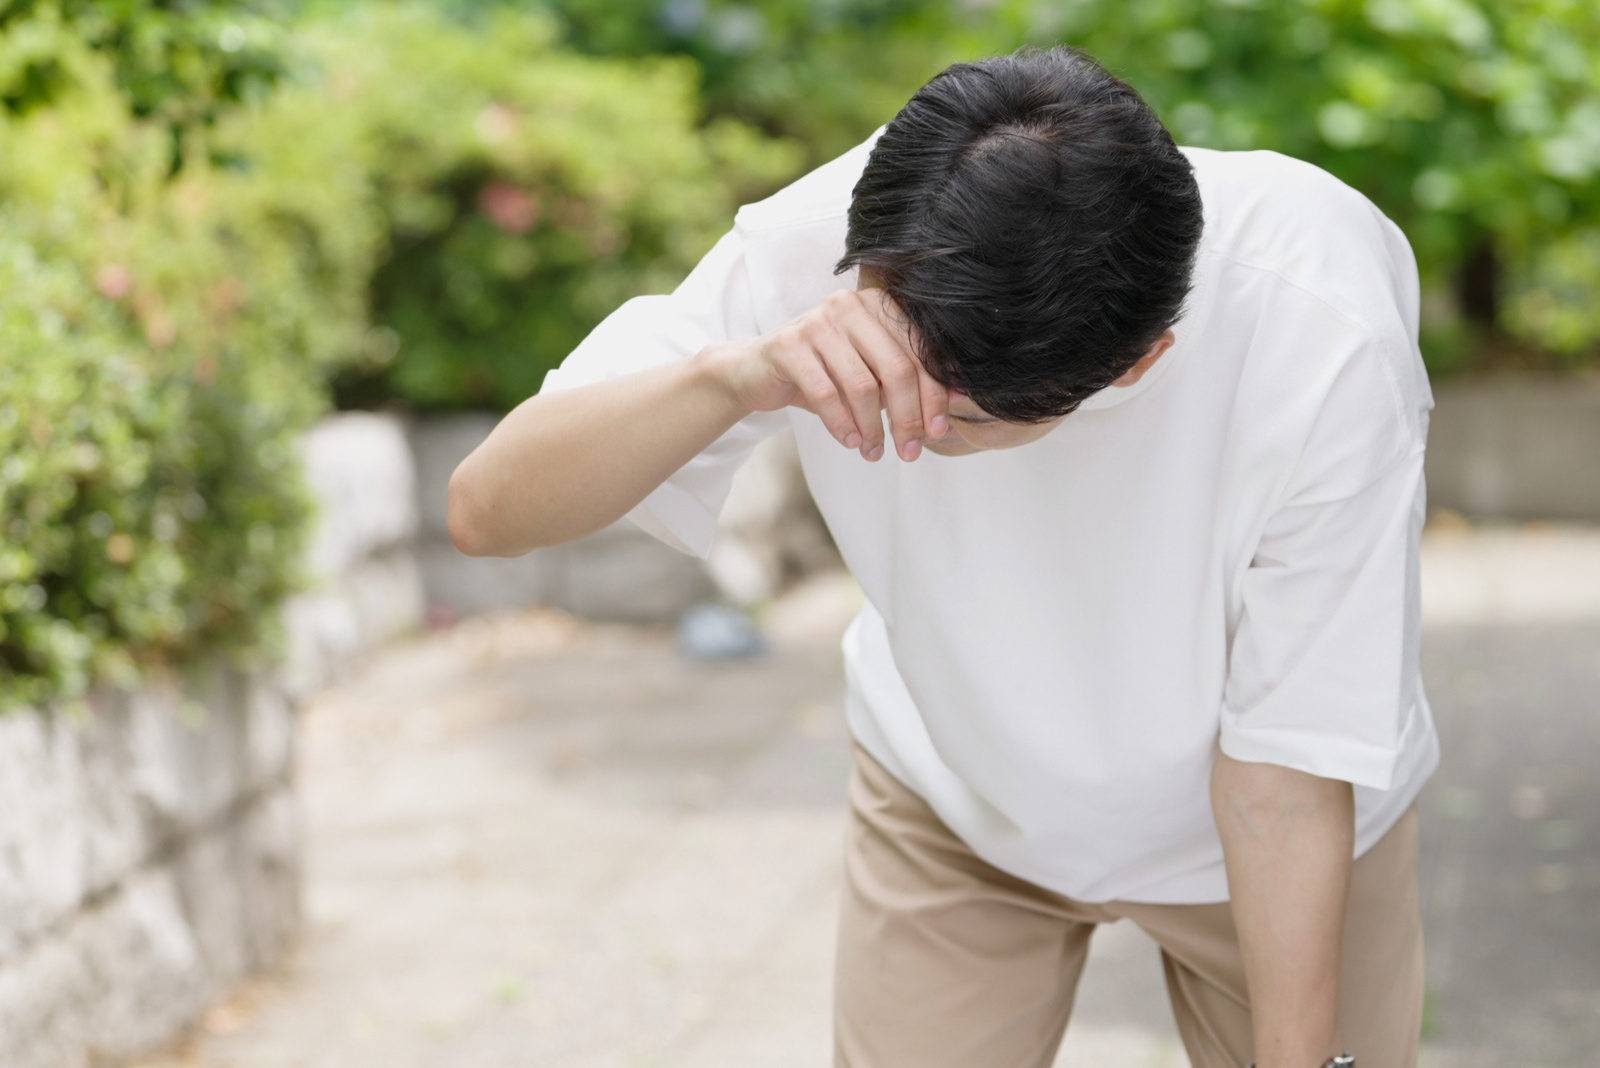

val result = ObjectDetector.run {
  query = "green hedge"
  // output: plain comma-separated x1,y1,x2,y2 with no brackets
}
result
7,0,1592,706
277,5,799,411
1013,0,1600,373
0,2,790,707
528,0,1600,374
0,20,333,709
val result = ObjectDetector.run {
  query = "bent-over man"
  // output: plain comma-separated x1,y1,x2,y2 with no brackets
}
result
449,47,1436,1068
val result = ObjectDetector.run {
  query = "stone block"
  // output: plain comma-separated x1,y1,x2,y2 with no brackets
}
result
0,709,100,959
0,784,300,1068
409,412,717,622
408,411,500,540
423,524,713,624
1428,376,1600,519
124,672,249,839
301,412,419,579
0,698,183,960
416,538,555,618
244,674,296,793
553,522,715,623
281,547,425,696
0,661,292,968
173,828,251,987
171,787,300,990
236,786,302,967
709,430,840,605
0,869,212,1068
345,546,428,648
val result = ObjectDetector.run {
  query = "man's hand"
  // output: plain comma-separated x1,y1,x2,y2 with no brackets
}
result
703,287,950,463
1212,752,1354,1068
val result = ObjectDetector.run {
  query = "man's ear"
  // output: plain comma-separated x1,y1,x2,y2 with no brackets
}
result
1111,330,1176,388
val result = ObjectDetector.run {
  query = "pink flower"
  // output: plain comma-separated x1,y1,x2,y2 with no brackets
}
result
96,264,133,300
478,183,540,235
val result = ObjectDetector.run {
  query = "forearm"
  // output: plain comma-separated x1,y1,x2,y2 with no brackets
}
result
447,345,748,557
1211,751,1354,1068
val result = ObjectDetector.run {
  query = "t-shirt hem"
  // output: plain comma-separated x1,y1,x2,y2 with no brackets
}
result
625,481,718,559
1217,725,1401,791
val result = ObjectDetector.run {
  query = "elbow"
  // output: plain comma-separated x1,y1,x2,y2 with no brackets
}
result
446,464,495,558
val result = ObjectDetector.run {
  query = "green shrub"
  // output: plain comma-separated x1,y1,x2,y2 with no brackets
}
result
0,0,293,138
542,0,996,165
0,1,799,706
512,0,1600,373
264,4,800,412
1011,0,1600,373
0,12,368,710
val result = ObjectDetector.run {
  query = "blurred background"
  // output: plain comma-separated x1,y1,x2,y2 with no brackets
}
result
0,1,1596,1066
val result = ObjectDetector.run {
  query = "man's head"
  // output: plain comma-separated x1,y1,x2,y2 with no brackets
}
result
838,47,1203,428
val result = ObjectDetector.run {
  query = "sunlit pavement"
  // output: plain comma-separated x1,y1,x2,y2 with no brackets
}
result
142,525,1600,1068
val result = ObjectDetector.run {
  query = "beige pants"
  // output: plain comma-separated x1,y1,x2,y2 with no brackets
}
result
834,744,1424,1068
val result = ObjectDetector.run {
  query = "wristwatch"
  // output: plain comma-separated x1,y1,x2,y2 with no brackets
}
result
1246,1057,1354,1068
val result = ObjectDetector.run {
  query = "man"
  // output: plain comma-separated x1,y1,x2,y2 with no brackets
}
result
448,47,1436,1068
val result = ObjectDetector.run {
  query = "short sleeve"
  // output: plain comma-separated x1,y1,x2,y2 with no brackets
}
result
1220,334,1429,791
539,227,789,557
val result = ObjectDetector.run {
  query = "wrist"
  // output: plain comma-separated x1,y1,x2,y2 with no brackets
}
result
1248,1055,1353,1068
689,339,758,419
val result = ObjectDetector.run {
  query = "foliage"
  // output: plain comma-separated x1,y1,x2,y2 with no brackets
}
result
1002,0,1600,372
2,0,1593,706
0,11,369,709
498,0,1600,373
0,1,797,706
268,4,799,411
540,0,996,164
0,0,292,140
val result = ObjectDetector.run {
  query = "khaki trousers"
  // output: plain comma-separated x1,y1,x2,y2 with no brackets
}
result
834,744,1424,1068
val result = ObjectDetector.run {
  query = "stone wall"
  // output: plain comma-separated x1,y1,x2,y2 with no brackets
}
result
0,412,426,1068
0,672,299,1068
282,413,427,698
1427,375,1600,520
408,414,835,621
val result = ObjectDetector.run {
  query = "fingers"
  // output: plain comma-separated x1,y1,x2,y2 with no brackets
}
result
810,323,888,460
763,289,949,462
918,359,950,444
765,327,863,451
843,289,949,460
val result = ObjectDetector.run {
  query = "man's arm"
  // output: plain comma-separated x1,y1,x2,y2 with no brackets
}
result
1212,751,1354,1068
447,287,947,557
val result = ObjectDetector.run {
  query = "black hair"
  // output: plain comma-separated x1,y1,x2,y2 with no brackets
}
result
837,47,1203,423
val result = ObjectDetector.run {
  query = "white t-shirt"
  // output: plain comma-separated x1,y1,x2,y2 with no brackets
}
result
542,135,1440,905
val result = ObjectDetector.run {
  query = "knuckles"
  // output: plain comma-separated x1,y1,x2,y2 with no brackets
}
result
845,369,881,397
820,289,859,316
880,355,915,384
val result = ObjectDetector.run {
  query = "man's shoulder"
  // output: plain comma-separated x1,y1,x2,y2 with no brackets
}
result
734,131,881,236
1186,147,1420,342
1185,148,1413,284
1185,148,1432,440
727,133,881,325
1185,147,1377,224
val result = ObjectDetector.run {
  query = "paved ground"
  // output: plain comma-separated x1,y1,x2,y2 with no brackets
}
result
140,524,1600,1068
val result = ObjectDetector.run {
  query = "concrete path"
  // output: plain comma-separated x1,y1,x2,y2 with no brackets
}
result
138,525,1600,1068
